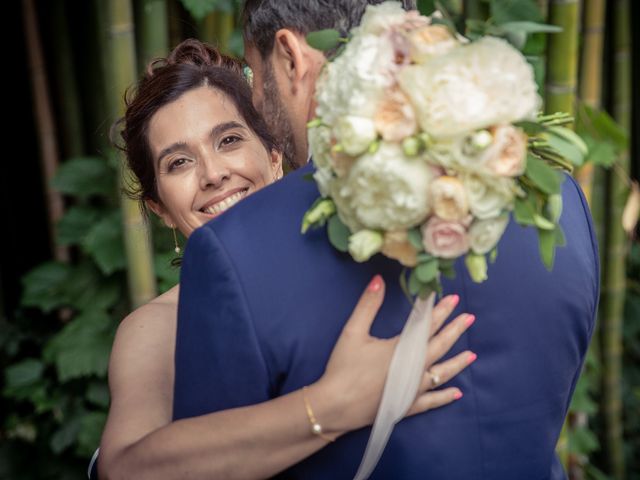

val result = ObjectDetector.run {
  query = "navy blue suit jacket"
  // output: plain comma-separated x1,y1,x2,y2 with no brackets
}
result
174,162,598,479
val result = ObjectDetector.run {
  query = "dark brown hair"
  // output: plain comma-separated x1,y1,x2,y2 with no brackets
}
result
114,38,280,206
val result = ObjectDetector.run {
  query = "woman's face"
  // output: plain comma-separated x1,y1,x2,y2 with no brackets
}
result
147,85,283,237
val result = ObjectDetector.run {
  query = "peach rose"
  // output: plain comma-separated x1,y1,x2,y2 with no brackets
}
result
484,125,528,177
374,87,418,142
381,230,418,267
406,24,459,63
429,176,469,221
421,217,470,259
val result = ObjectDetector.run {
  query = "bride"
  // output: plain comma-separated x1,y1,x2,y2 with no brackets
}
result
96,39,476,480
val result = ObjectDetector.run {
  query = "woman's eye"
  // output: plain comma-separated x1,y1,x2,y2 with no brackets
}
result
168,158,188,171
220,135,242,147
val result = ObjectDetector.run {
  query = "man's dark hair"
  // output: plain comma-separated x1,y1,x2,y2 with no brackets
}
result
242,0,417,59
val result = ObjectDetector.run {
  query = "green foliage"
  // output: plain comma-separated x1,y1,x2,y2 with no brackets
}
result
180,0,240,20
2,152,176,476
576,103,629,168
327,215,350,252
306,29,342,52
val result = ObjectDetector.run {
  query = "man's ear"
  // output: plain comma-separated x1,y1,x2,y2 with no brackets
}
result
272,29,311,94
145,199,175,228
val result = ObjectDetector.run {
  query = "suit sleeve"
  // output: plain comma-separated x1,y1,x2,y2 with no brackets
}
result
173,225,272,420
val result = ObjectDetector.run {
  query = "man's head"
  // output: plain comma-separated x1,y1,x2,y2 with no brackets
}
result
242,0,416,169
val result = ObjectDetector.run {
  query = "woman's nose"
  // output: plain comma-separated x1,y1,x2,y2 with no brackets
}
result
198,156,230,190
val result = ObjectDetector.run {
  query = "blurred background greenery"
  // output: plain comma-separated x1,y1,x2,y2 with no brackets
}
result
0,0,638,478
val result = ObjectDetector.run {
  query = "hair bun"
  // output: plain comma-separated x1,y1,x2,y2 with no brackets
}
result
146,39,242,77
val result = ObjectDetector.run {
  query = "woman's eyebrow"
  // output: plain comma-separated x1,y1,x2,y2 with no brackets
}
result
209,121,246,139
157,141,188,166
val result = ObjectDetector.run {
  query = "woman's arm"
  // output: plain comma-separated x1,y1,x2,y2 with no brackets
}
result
99,277,473,480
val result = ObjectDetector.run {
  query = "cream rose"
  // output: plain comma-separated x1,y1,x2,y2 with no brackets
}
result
308,124,332,170
421,216,470,258
374,87,418,142
463,173,514,219
406,24,459,63
334,115,378,156
381,230,419,267
429,175,469,221
358,1,409,35
398,36,541,139
469,214,510,254
349,230,384,262
345,142,434,230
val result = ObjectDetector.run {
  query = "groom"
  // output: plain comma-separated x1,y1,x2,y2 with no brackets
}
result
173,1,599,478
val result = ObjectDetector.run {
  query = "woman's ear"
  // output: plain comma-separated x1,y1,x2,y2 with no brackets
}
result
145,199,175,228
270,149,284,180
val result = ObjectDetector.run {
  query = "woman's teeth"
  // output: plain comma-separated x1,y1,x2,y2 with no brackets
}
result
201,190,247,215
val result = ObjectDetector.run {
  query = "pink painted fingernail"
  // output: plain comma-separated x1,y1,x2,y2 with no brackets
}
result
368,275,383,292
467,352,478,365
465,314,476,328
453,390,463,400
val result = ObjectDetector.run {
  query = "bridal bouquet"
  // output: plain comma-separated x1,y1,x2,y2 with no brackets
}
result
302,2,585,298
301,3,586,479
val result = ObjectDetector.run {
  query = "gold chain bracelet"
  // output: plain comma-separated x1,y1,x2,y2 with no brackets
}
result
302,386,335,443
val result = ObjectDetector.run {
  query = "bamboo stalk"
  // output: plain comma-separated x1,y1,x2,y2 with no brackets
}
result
574,0,606,204
600,0,631,477
104,0,157,308
545,0,581,116
135,0,169,71
22,0,68,263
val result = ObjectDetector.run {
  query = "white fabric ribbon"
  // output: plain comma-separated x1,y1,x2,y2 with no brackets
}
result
353,292,436,480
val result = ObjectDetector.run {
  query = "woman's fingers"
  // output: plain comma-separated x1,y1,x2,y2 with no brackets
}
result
419,350,477,392
341,275,386,337
428,294,460,337
405,387,463,417
425,313,475,367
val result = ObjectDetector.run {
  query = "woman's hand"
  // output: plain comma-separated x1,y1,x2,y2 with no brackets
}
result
311,275,475,437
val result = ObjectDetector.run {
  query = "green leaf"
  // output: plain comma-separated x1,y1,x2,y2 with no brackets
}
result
77,411,108,457
583,137,617,167
575,103,629,149
51,415,81,454
407,228,424,250
415,259,439,283
4,359,44,389
538,228,556,270
489,247,498,264
86,382,110,408
514,196,536,225
490,0,543,24
514,120,546,135
20,262,70,312
57,206,102,246
546,127,587,166
43,310,116,382
408,269,422,296
65,262,121,311
52,157,115,199
179,0,232,20
82,212,126,275
497,21,562,34
327,215,350,253
533,214,555,230
306,29,342,52
525,155,562,194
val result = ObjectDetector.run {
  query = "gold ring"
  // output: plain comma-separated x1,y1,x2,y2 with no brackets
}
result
428,370,440,387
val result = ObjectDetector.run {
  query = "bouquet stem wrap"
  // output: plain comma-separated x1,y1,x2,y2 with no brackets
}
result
353,292,436,480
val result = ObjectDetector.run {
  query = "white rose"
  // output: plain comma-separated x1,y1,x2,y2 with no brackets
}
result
345,142,434,230
358,2,409,35
313,166,333,197
469,214,510,254
308,124,332,170
399,36,541,139
329,177,364,232
334,115,378,156
348,229,384,262
463,173,515,220
315,34,395,126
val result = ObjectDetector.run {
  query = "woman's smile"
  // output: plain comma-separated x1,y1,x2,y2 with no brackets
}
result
198,187,249,218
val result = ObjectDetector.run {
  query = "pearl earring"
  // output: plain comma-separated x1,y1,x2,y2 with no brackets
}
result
171,226,181,254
